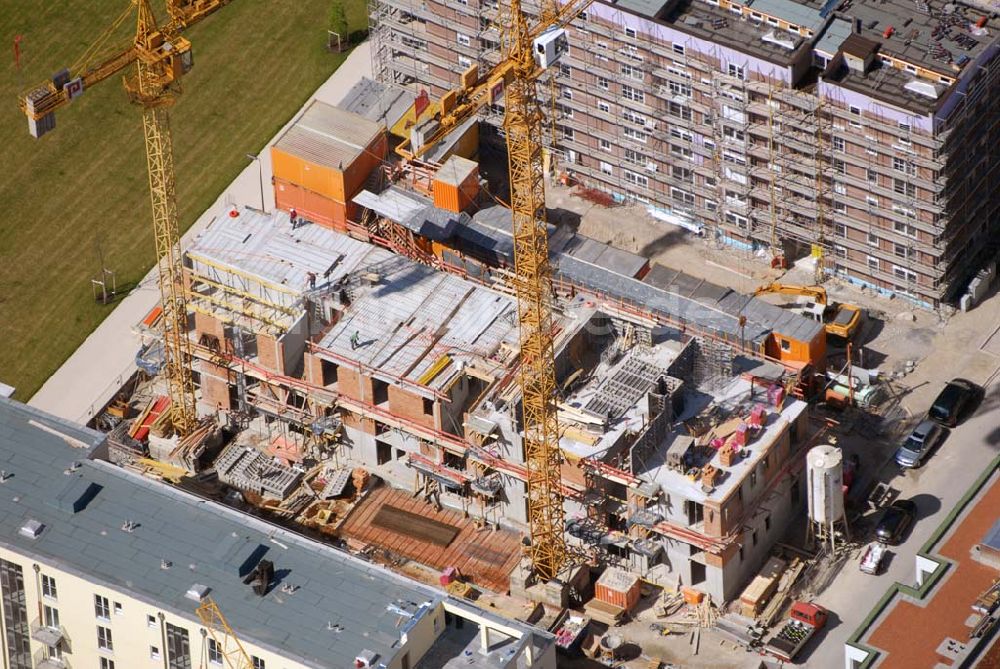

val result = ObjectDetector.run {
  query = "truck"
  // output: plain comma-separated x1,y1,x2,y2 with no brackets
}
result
764,601,828,662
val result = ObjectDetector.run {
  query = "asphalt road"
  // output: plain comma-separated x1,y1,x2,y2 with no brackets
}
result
799,382,1000,669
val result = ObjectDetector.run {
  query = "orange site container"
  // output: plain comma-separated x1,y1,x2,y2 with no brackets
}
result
433,155,479,214
594,568,641,611
270,100,387,224
274,178,348,231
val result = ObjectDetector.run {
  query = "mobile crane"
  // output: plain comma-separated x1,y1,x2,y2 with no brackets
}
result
19,0,236,436
753,282,863,342
395,0,593,581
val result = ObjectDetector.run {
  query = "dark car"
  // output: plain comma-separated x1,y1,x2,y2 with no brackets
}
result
875,499,917,545
929,378,981,427
895,420,945,468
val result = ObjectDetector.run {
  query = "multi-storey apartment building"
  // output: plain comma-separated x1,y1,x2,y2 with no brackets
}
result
368,0,1000,309
0,398,555,669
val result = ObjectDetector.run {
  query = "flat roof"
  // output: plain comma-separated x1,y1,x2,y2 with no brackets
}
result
338,77,414,132
273,100,383,170
0,398,437,669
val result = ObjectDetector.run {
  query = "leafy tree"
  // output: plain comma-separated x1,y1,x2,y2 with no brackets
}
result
329,2,349,40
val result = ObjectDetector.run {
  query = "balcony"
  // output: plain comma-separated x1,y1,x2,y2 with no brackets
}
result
30,620,65,647
34,650,70,669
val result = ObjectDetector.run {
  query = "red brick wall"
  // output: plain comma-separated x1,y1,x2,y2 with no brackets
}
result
337,366,367,402
193,311,225,343
199,359,231,411
257,334,284,375
303,353,324,387
388,385,436,430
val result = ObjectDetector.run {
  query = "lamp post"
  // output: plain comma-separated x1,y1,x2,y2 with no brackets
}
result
247,153,265,212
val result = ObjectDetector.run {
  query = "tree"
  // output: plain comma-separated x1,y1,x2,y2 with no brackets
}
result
329,2,349,51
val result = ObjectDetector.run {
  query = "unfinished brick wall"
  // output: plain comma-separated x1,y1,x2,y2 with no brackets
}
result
199,359,231,411
194,311,226,344
388,385,436,430
303,352,324,386
257,334,285,375
337,366,366,402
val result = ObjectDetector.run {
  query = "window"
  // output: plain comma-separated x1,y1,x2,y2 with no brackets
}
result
561,87,572,100
723,126,745,143
624,26,637,39
849,105,861,116
559,63,571,78
867,231,879,246
41,575,57,600
765,515,772,531
833,181,847,195
835,223,847,237
672,166,692,181
458,55,472,68
766,16,779,26
894,243,909,259
672,43,685,55
597,75,609,90
893,266,917,283
98,625,114,652
833,201,847,214
151,646,162,660
893,179,916,198
670,144,692,158
670,127,693,142
165,622,191,669
867,256,879,272
599,138,612,151
725,190,747,206
101,660,116,669
834,245,847,258
892,204,917,219
624,148,646,165
457,33,471,47
722,149,746,166
867,169,878,184
725,211,749,229
208,639,223,665
560,125,574,140
668,80,692,97
558,103,573,119
621,84,644,103
867,195,879,208
43,605,59,629
832,136,845,152
727,63,745,80
422,397,434,416
95,595,111,620
597,100,610,113
624,170,648,188
671,188,694,205
600,161,613,175
833,158,846,174
706,199,718,212
113,602,123,616
252,658,266,669
148,614,157,628
622,108,646,127
623,126,648,144
620,63,643,80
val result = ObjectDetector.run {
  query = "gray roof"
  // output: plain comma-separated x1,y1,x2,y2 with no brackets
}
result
338,77,413,130
353,187,469,241
560,235,648,279
814,17,853,57
273,100,383,170
748,0,826,32
0,398,438,669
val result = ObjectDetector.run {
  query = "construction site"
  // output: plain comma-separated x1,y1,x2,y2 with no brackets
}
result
87,69,891,666
12,0,1000,667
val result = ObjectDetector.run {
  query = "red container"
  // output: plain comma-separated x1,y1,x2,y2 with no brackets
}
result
594,568,641,610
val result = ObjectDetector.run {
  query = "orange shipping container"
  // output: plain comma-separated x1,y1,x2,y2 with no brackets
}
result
271,100,387,208
274,178,347,231
433,155,479,213
594,568,641,611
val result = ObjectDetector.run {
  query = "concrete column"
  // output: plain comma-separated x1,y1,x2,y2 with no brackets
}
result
480,624,491,652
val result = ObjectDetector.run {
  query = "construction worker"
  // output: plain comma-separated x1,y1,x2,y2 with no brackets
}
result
350,330,361,350
290,207,298,229
306,271,317,290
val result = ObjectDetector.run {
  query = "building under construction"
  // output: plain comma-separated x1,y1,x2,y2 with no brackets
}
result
84,91,841,607
367,0,1000,309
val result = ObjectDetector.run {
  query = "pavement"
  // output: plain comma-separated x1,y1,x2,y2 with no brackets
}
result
28,42,373,424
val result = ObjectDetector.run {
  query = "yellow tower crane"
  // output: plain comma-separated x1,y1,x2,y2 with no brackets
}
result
396,0,592,581
195,597,253,669
18,0,234,436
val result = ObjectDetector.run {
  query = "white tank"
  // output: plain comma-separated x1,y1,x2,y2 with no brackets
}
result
806,444,845,525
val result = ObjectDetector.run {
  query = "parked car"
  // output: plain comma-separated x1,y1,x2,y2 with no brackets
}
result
875,499,917,545
895,420,945,468
929,378,981,427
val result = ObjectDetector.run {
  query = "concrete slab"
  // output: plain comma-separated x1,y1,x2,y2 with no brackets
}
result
29,43,373,424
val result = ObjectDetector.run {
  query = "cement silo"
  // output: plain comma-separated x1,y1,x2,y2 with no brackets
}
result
806,444,848,550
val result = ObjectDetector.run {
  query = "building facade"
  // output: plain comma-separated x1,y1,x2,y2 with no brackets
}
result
368,0,1000,308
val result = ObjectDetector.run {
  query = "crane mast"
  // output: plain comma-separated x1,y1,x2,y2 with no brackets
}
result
504,0,566,581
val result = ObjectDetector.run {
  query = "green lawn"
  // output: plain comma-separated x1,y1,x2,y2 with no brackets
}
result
0,0,367,401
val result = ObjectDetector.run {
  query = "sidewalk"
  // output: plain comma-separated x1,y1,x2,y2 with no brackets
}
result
29,43,373,424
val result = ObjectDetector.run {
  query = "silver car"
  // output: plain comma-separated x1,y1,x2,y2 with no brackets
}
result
895,420,944,468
